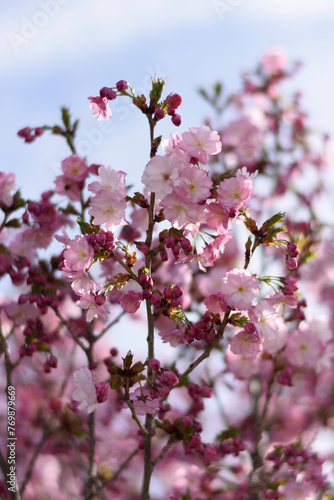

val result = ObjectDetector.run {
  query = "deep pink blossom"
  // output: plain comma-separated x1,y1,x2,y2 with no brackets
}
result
88,95,112,121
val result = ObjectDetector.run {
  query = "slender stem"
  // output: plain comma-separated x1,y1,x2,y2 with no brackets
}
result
85,345,95,500
20,425,49,495
94,311,125,341
111,251,141,284
151,438,175,467
125,400,149,436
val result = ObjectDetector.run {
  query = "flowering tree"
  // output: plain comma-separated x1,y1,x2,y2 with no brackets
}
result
1,49,334,500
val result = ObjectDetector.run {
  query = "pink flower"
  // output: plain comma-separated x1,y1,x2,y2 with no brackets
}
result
217,173,253,211
160,195,203,229
221,268,259,311
205,203,229,232
0,172,16,206
204,292,228,314
120,290,143,314
284,330,323,369
71,366,98,413
89,189,127,231
54,175,82,201
159,326,187,347
249,300,279,340
88,95,112,121
174,166,212,202
179,125,222,164
141,154,180,199
128,387,160,416
88,165,127,195
229,331,263,357
61,155,88,181
77,293,110,322
62,234,94,273
261,47,287,74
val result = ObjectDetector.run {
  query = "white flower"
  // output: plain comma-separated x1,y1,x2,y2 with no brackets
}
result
71,366,98,413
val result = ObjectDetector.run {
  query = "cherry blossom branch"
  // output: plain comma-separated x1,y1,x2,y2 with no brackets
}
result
85,344,96,500
111,251,141,284
55,310,88,352
151,437,175,467
93,310,125,341
124,399,149,436
176,308,231,387
20,424,50,495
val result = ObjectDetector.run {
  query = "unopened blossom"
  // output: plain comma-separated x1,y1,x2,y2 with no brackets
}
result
71,366,98,413
141,154,180,199
128,387,160,416
88,95,112,121
221,268,259,310
88,165,127,195
120,290,143,314
61,155,88,181
217,172,253,211
159,326,187,347
249,300,279,340
0,172,16,206
89,189,127,231
179,125,222,164
230,331,263,357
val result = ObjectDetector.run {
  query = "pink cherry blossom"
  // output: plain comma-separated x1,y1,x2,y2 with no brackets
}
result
120,290,143,314
204,292,228,314
217,173,253,211
54,175,82,201
249,300,279,340
71,366,98,413
141,154,180,199
128,387,160,416
261,46,287,74
62,234,94,273
89,189,127,231
174,166,212,202
229,331,263,357
284,330,324,369
61,155,88,181
0,172,16,206
88,95,112,121
221,268,259,310
159,326,187,347
205,203,229,232
179,125,222,164
160,195,203,229
88,165,127,195
77,293,110,322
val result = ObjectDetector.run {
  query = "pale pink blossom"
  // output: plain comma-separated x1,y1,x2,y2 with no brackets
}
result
71,366,98,413
160,195,203,229
221,268,259,310
262,318,288,354
299,316,332,344
159,326,187,347
89,189,127,231
0,172,16,206
205,203,229,232
221,117,260,148
88,165,127,194
261,47,287,74
230,331,263,357
62,234,94,273
88,95,112,121
284,330,324,368
4,302,40,326
128,387,160,416
225,351,260,379
249,300,279,340
161,133,181,154
61,155,88,181
204,292,228,314
120,290,143,314
179,125,222,164
77,293,110,322
217,173,253,211
174,166,212,202
54,175,82,201
141,154,180,199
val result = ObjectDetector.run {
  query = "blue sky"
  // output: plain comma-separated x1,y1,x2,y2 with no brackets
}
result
1,0,334,200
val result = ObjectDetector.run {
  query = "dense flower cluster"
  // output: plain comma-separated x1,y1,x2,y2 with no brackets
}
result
1,49,334,500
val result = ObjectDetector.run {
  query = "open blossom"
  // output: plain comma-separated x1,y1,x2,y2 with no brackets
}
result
61,155,88,181
284,330,324,368
261,46,287,74
205,203,229,232
179,125,222,164
0,172,16,206
160,195,203,229
249,300,279,340
174,166,212,202
159,326,187,347
141,154,180,199
217,172,253,211
88,95,112,121
88,165,127,195
120,290,143,314
204,292,228,314
61,234,94,273
221,268,259,310
89,189,127,231
229,331,263,357
54,175,82,201
71,366,98,413
77,292,110,322
128,387,160,416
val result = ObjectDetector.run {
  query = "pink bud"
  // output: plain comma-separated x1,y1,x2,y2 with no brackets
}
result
171,114,181,127
116,80,128,92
